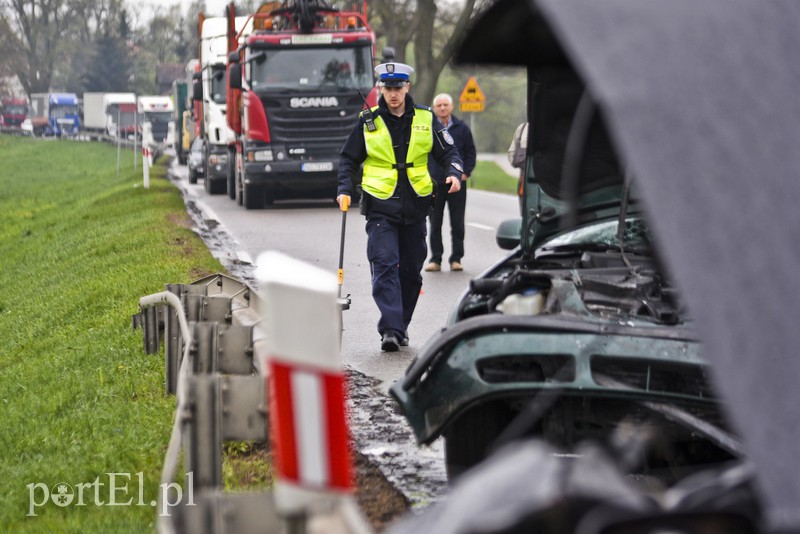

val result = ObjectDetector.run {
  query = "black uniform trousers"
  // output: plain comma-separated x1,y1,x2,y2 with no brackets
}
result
428,181,466,265
366,216,427,339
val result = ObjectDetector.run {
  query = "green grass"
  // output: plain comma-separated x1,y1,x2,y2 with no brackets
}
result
0,136,223,532
468,160,519,195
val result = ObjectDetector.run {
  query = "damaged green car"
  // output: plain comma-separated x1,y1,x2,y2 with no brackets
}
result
390,67,738,482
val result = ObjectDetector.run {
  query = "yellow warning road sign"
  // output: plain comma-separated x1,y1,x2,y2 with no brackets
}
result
459,76,486,112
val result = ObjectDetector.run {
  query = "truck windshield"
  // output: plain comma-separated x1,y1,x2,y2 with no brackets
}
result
144,112,172,125
250,45,373,92
210,66,227,104
4,105,26,115
51,105,78,118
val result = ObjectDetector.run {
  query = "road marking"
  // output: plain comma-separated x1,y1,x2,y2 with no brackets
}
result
467,222,494,231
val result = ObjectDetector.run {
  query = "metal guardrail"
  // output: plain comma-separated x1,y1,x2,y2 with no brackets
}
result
133,272,369,534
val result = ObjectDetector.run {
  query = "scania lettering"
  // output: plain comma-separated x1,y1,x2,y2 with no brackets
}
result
226,0,379,209
290,97,340,108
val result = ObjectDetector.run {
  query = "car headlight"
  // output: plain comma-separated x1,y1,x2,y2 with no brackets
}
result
252,150,273,162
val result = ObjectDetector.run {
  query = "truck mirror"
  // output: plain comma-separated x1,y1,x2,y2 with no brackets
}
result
228,64,242,90
192,79,203,101
382,47,396,61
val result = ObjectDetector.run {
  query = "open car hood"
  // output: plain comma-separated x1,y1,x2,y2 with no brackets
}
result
458,0,800,528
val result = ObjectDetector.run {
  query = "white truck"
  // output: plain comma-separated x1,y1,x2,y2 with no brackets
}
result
83,92,137,137
195,15,251,196
137,95,175,152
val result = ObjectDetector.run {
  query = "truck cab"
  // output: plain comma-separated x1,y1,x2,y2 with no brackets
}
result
137,95,175,150
104,93,137,138
197,16,252,196
1,97,28,128
30,93,80,136
226,1,378,209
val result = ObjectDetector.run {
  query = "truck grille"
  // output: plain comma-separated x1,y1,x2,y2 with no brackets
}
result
260,94,364,158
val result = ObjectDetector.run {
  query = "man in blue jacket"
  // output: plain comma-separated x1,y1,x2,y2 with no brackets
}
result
425,93,477,272
337,63,464,352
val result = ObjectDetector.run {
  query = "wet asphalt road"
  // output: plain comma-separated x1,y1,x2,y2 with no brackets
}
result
168,158,518,506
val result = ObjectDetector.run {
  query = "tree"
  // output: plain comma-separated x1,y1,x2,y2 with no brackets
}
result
3,0,81,95
82,26,132,92
368,0,489,106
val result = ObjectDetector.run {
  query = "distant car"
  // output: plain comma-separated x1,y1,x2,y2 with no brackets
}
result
187,137,204,184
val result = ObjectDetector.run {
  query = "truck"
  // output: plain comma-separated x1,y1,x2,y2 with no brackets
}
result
225,1,379,209
29,93,81,136
137,95,174,152
83,92,137,137
0,97,28,128
194,14,252,196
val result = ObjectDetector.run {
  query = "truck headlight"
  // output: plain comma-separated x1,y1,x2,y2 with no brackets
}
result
252,150,273,162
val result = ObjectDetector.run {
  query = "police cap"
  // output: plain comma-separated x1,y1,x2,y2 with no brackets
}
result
374,62,414,87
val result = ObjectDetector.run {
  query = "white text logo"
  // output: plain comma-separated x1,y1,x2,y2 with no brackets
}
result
290,97,339,108
26,472,194,517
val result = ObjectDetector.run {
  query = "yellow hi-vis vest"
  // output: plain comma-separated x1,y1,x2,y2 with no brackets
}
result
361,108,434,199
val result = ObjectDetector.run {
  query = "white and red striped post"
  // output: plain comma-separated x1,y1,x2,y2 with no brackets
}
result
141,121,153,190
255,251,352,517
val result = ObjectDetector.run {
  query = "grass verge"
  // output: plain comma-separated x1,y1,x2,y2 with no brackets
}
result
469,160,519,195
0,136,223,532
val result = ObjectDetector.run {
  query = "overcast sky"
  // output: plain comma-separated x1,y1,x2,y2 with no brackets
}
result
136,0,231,19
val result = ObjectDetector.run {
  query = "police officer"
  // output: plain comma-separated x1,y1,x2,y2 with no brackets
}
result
337,62,464,352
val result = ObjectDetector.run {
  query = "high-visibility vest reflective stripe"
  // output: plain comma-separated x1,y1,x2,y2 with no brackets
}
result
362,108,434,199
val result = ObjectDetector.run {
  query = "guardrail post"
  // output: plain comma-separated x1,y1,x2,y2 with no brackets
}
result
165,284,183,394
184,375,222,489
255,251,353,521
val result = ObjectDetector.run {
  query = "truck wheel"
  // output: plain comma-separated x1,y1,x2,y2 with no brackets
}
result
235,166,244,205
227,149,236,200
243,183,265,210
443,402,513,482
206,177,226,195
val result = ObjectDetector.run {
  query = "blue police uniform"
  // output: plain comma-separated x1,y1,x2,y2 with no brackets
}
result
338,63,463,351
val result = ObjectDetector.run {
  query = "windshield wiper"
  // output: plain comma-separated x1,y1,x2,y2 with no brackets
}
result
539,242,651,256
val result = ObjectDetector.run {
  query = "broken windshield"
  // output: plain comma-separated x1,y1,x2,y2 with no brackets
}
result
249,45,373,92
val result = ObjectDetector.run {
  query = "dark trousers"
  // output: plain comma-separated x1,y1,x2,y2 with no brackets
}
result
428,183,466,264
366,217,427,338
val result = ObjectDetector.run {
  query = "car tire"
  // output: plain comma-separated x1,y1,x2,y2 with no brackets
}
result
206,177,226,195
189,168,198,184
443,402,512,482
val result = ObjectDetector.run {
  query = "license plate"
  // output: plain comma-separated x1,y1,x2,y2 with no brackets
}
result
301,162,333,172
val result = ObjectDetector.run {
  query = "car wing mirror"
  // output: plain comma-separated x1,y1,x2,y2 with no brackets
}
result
496,218,522,250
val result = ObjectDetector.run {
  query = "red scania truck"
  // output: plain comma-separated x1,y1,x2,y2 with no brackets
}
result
225,0,379,209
